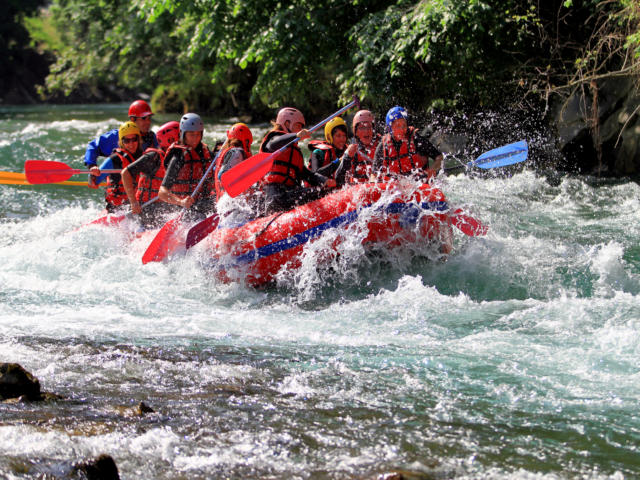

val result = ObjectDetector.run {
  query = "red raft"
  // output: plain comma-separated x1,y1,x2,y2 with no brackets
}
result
199,181,473,286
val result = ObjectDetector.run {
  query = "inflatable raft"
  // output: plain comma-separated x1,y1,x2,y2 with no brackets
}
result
200,181,457,285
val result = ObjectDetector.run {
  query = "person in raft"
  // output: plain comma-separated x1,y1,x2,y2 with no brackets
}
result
259,107,336,214
372,106,443,182
120,120,180,228
213,123,254,200
308,116,349,173
317,110,380,186
157,113,215,221
101,121,143,213
86,100,158,188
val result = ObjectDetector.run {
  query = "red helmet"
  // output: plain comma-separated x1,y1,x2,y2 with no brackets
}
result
276,107,305,132
352,110,375,132
156,121,180,150
128,100,153,118
227,123,253,155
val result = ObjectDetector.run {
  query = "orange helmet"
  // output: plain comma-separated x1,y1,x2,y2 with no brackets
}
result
276,107,305,132
156,121,180,150
128,100,153,118
227,123,253,156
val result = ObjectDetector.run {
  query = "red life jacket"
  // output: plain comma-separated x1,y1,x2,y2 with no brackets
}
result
381,127,427,176
167,142,212,198
359,135,380,160
260,130,305,188
308,140,338,170
135,147,166,203
347,150,373,183
105,148,138,207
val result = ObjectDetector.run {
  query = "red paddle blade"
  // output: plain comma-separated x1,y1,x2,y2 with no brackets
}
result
24,160,78,184
141,215,185,264
185,213,220,249
450,209,488,237
221,152,274,198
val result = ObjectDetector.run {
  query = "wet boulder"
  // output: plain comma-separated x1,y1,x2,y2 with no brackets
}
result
73,454,120,480
0,363,42,401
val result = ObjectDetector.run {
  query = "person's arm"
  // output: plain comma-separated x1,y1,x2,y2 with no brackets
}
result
264,132,299,152
217,149,245,180
300,167,336,188
84,137,101,169
332,144,357,186
159,151,194,209
371,142,385,180
415,133,443,171
310,150,325,172
121,167,139,213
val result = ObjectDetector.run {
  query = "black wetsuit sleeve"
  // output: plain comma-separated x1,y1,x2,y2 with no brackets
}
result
332,154,351,186
161,149,184,189
317,157,340,178
414,133,442,159
126,151,160,178
373,142,384,170
264,133,299,152
310,150,326,172
299,167,327,187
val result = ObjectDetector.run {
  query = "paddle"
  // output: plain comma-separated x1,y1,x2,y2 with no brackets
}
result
141,148,222,264
444,140,528,172
185,213,220,250
24,160,120,184
221,96,360,198
0,170,100,186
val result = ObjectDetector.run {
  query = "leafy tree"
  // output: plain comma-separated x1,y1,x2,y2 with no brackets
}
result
1,0,49,100
40,0,640,118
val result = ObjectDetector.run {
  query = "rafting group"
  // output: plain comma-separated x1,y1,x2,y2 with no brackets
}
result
20,98,528,280
80,99,446,230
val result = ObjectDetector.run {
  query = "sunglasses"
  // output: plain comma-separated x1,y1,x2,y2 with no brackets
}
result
122,136,139,144
134,115,153,121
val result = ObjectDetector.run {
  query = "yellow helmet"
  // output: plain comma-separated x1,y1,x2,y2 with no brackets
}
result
118,121,141,147
324,116,348,144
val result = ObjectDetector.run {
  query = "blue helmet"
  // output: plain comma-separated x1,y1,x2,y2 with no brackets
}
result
385,106,408,130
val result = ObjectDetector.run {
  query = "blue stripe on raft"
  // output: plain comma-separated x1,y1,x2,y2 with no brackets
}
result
234,200,448,265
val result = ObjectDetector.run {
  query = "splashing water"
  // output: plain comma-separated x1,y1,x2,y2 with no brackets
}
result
0,105,639,479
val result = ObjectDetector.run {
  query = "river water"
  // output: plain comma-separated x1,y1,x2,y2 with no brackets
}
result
0,104,639,479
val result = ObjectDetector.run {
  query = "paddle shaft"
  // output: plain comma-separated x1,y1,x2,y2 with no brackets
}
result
141,148,222,264
222,96,360,196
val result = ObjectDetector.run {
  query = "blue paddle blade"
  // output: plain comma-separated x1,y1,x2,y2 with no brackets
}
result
470,140,528,169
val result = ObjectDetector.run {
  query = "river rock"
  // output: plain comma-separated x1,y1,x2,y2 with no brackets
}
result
0,363,41,401
73,454,120,480
553,76,640,175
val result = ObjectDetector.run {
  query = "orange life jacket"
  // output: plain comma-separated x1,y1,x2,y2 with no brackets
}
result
167,142,212,198
105,148,138,207
260,130,305,188
381,127,427,176
135,147,166,203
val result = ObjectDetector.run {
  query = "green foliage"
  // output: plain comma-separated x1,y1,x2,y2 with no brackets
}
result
39,0,640,116
1,0,48,75
23,10,64,53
